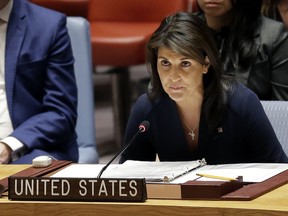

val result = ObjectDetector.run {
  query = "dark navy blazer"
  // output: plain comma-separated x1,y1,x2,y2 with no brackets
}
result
121,83,288,164
5,0,78,163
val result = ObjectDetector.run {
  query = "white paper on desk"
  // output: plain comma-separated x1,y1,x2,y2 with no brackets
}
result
51,164,120,178
51,162,288,184
171,163,288,183
100,159,206,182
51,159,205,182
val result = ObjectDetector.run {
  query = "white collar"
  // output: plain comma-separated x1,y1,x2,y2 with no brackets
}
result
0,0,13,22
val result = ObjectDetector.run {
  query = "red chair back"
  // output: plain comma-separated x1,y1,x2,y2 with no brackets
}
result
30,0,89,18
88,0,188,22
187,0,200,12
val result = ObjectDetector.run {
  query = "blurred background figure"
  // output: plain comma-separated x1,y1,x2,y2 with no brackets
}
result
262,0,288,27
196,0,288,100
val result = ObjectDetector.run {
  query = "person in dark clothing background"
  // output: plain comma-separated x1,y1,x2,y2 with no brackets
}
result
196,0,288,100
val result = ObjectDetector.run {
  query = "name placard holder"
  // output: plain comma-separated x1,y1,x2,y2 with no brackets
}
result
8,177,147,202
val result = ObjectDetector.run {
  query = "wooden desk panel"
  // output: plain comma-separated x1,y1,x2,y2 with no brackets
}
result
1,165,288,216
0,164,29,177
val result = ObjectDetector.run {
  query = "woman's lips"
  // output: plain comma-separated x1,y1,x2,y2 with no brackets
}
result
170,85,184,90
204,1,221,8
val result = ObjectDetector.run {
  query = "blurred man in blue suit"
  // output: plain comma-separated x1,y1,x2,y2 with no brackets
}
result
0,0,78,163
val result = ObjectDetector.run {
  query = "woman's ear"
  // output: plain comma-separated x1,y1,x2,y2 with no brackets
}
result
203,56,210,74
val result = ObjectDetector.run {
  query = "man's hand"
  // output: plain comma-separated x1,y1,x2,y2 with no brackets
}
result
0,142,12,164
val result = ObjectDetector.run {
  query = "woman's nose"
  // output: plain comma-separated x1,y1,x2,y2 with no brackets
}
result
169,68,181,82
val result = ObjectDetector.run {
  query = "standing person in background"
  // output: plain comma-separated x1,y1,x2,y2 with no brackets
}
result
120,12,288,164
0,0,78,164
196,0,288,100
262,0,288,28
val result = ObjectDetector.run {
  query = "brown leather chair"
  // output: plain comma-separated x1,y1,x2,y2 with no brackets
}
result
30,0,89,18
88,0,188,148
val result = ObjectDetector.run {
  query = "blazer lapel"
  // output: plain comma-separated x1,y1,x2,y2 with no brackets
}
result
5,1,27,117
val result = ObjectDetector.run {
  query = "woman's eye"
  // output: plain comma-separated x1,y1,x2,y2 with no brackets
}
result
182,61,191,67
161,60,170,66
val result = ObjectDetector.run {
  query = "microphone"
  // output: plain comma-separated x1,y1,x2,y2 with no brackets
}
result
97,120,150,178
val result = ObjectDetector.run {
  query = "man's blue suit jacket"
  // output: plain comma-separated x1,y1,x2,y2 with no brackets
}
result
5,0,78,163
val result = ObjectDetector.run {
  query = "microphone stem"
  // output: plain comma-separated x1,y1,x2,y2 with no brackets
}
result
97,129,142,178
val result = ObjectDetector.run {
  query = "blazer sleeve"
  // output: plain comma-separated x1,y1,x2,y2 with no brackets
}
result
261,18,288,100
120,94,156,163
